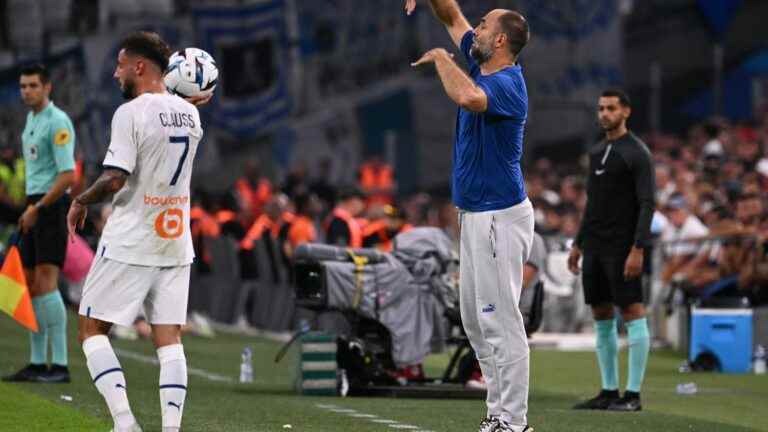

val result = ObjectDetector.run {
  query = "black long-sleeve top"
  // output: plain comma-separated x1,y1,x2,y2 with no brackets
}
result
575,131,656,254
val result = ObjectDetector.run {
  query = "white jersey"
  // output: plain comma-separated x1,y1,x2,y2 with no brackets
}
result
99,93,203,267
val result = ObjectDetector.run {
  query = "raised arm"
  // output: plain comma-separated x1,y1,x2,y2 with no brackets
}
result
405,0,472,48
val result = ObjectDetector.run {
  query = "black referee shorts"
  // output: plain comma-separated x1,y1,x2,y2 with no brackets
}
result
581,252,643,308
20,194,70,268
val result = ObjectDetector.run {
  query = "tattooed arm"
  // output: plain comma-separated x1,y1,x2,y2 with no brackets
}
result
67,168,128,234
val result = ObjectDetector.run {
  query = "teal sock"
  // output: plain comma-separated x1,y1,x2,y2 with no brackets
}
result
29,295,49,365
594,318,619,391
42,291,68,366
626,317,650,393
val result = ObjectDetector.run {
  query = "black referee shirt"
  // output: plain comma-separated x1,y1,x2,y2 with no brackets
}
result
575,131,655,254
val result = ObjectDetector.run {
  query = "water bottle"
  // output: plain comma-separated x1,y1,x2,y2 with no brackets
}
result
299,318,311,334
239,347,253,383
754,345,767,375
675,382,697,395
338,369,349,397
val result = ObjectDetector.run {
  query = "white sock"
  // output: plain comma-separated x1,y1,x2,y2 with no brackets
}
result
83,335,137,430
158,344,187,431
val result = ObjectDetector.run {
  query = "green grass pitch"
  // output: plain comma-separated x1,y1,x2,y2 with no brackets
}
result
1,312,766,431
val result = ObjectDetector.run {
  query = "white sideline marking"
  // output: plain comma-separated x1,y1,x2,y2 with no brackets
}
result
114,348,234,383
329,408,358,413
316,404,433,431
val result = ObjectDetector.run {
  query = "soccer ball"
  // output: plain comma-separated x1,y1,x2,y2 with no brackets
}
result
164,48,219,98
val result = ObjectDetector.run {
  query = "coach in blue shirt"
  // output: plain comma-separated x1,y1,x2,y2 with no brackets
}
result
408,1,534,431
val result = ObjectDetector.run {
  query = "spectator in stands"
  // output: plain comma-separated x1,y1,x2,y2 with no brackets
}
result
325,187,366,248
362,204,413,252
235,158,272,224
655,164,675,205
215,193,246,240
659,193,709,285
190,191,220,275
737,227,768,305
241,194,291,252
310,157,337,214
284,191,321,258
282,160,310,199
0,145,25,208
359,154,395,206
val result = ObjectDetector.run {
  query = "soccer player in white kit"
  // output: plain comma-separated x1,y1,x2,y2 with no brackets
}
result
67,32,208,432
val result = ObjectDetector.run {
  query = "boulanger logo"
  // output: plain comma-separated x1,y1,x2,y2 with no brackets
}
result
145,194,189,206
155,208,184,239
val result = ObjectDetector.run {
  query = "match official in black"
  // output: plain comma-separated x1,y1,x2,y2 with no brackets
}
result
568,89,655,412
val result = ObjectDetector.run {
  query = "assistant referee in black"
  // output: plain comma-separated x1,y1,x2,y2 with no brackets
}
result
568,89,655,412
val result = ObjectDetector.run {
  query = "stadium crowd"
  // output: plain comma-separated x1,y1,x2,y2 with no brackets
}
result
1,109,767,332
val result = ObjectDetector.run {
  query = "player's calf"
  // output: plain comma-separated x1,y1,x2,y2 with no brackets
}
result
83,334,140,431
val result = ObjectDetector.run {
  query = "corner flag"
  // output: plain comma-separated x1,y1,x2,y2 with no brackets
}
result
0,245,38,332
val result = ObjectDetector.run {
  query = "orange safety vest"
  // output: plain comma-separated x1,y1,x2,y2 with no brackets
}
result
236,177,272,216
363,221,413,252
360,162,394,205
191,206,221,237
324,207,363,248
360,162,393,190
191,206,220,264
287,215,317,248
215,209,238,225
241,214,275,250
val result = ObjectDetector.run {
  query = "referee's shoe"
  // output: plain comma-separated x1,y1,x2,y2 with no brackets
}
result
573,389,621,410
1,364,48,382
607,391,642,412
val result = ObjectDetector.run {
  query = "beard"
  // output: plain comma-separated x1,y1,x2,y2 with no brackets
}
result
120,78,136,100
600,118,622,132
470,41,492,65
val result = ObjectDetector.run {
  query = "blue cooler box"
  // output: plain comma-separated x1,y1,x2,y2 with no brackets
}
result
689,308,753,373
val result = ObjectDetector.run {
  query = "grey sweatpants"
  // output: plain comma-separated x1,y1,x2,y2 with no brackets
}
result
459,199,534,426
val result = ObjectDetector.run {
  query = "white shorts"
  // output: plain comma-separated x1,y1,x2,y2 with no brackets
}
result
78,256,191,327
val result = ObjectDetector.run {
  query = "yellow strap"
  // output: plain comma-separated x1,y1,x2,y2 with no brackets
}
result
347,250,369,309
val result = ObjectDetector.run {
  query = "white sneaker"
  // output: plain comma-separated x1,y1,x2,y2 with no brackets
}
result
495,419,533,432
478,416,499,432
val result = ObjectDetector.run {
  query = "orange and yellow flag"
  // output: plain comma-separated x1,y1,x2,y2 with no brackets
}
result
0,245,38,332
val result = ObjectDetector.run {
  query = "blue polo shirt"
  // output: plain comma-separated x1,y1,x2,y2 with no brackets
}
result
452,31,528,212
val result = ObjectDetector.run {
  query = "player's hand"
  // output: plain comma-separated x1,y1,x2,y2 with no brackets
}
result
411,48,453,67
185,93,212,106
567,245,582,275
67,199,87,237
405,0,417,15
18,205,39,234
623,247,644,280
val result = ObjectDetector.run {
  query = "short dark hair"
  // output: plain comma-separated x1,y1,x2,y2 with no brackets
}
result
119,31,171,72
601,89,632,108
498,11,530,56
20,63,50,84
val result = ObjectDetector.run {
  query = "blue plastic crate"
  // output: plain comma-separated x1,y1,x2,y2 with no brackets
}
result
689,308,753,373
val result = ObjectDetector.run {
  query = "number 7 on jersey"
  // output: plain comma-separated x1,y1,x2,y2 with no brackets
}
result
169,135,189,186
